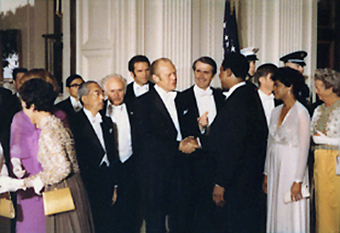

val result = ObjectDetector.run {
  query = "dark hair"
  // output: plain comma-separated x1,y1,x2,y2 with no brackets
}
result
254,63,278,86
192,56,217,76
271,67,306,102
12,68,28,80
128,55,151,75
221,52,249,80
19,78,57,113
66,74,84,87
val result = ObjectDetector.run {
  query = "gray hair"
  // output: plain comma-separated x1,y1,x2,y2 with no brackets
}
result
100,74,127,93
315,68,340,96
78,80,99,104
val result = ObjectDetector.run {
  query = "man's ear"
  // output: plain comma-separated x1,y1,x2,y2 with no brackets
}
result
259,76,265,84
81,95,87,105
225,68,233,77
66,87,71,94
152,74,160,83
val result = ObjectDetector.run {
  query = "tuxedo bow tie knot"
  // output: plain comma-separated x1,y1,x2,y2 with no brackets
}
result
74,104,82,112
112,104,124,111
135,85,148,92
92,114,103,124
73,102,82,112
196,88,213,97
164,91,177,102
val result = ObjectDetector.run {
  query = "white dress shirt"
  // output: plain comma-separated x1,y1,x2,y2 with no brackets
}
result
193,85,217,127
154,85,182,141
133,82,149,97
106,102,133,163
70,96,82,112
83,108,110,167
223,82,246,100
258,89,275,126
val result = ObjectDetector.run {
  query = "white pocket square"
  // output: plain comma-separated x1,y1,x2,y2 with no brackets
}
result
183,109,189,115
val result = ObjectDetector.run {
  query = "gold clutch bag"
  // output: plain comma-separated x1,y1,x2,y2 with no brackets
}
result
0,192,15,219
42,182,75,216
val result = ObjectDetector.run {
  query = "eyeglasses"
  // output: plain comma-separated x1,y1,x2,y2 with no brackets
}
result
70,83,83,88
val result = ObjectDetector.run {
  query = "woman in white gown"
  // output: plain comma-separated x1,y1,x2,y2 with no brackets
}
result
263,67,310,233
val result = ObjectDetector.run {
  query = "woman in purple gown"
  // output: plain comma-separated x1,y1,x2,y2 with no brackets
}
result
9,69,68,233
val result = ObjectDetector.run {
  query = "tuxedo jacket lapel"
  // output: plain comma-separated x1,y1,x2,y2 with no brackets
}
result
188,86,199,118
100,117,116,163
150,87,178,134
66,98,76,114
212,88,225,114
79,110,106,164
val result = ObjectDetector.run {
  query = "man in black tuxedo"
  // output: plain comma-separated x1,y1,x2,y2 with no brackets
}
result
253,63,278,126
125,55,154,104
201,52,268,233
100,74,142,233
134,58,198,233
176,56,224,233
71,81,120,233
55,74,84,122
0,87,17,172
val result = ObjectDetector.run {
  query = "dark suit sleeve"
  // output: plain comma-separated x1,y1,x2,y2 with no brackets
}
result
212,99,249,188
201,87,267,189
133,95,180,160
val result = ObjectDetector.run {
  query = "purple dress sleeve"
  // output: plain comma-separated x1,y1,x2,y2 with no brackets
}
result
10,111,45,233
10,111,43,174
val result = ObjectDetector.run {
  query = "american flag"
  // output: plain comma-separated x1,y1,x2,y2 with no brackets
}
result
223,0,240,56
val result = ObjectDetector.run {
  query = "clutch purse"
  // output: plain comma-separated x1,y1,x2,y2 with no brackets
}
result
283,184,310,204
0,192,15,219
42,181,75,216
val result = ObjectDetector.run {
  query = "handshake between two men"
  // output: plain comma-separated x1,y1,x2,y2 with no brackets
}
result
178,111,209,154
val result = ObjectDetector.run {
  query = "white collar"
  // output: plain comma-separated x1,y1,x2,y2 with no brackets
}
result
154,85,177,100
70,96,81,105
107,101,125,112
258,89,274,100
223,82,246,99
193,85,213,97
133,82,149,96
83,108,102,124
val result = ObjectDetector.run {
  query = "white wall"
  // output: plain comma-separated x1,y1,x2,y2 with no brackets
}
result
72,0,317,91
75,0,226,90
0,0,54,70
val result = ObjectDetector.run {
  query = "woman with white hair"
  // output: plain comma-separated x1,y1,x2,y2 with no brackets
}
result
312,68,340,233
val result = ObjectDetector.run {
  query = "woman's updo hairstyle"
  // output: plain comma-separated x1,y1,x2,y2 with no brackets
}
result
19,78,57,113
271,67,307,103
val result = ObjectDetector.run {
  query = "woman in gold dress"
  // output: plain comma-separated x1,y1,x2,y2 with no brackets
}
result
312,68,340,233
0,77,94,233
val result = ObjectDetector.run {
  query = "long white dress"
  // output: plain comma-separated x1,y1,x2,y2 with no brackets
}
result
264,101,310,233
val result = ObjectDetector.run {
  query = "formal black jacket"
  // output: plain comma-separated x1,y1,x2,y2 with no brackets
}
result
55,97,78,121
201,83,268,232
134,86,180,166
100,99,138,152
176,85,225,138
71,109,120,199
124,81,154,105
0,88,21,172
